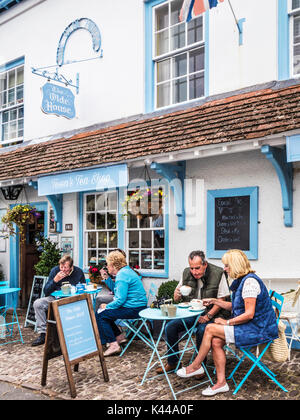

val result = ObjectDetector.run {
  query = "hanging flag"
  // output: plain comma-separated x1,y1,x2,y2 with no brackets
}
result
180,0,225,23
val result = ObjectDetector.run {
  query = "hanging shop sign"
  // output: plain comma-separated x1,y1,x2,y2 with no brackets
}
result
41,83,76,119
38,164,128,196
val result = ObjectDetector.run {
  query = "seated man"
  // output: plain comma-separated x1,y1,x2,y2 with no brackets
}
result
31,255,86,346
157,250,231,375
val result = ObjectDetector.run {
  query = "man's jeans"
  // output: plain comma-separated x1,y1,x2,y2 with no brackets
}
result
96,306,147,345
165,316,213,366
33,296,55,334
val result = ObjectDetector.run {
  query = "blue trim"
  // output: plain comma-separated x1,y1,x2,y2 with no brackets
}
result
9,201,48,307
46,195,63,233
204,11,209,97
207,187,259,260
237,18,246,46
278,0,290,80
261,145,293,227
286,135,300,162
0,56,24,73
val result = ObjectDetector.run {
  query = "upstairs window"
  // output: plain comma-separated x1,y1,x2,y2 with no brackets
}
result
153,0,205,109
0,62,24,146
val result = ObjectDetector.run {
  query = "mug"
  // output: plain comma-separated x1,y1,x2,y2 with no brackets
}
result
180,285,192,296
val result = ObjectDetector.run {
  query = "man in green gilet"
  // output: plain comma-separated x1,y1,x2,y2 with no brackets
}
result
156,250,230,376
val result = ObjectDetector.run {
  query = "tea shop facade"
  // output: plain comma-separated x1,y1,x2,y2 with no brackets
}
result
0,0,299,313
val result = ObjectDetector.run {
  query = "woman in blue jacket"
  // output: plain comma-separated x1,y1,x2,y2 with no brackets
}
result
96,250,147,356
176,249,278,396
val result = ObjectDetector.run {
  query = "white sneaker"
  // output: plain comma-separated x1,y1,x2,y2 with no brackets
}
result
176,366,204,378
202,383,229,396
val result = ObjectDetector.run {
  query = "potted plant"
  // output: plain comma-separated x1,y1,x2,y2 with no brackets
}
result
121,188,166,218
88,260,107,284
1,204,40,242
34,236,61,277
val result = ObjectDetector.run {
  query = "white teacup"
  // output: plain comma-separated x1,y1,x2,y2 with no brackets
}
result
180,285,192,296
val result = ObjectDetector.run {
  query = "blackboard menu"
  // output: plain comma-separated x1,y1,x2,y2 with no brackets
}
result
25,276,47,327
214,195,250,251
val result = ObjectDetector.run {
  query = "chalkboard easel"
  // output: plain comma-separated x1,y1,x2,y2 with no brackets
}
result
24,276,48,329
41,294,109,398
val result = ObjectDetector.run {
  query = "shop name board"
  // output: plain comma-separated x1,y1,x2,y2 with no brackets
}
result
38,164,128,196
41,83,75,119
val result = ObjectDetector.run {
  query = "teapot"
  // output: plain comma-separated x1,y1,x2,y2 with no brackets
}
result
61,281,72,295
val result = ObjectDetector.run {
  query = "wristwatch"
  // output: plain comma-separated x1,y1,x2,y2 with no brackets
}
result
207,313,213,320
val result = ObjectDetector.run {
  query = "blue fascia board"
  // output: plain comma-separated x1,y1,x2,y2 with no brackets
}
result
0,0,24,12
0,56,24,73
278,0,290,80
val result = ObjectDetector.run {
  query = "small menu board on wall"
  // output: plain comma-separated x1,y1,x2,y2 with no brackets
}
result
207,187,258,260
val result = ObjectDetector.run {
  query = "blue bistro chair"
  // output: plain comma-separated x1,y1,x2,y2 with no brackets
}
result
119,282,158,357
0,281,23,345
227,290,288,395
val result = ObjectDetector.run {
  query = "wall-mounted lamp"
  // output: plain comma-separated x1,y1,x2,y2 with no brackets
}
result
1,185,23,201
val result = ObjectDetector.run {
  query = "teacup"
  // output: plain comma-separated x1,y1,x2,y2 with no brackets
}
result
180,285,192,296
160,304,168,316
191,304,203,311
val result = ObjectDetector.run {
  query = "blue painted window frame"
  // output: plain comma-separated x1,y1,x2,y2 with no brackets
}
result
278,0,290,80
286,134,300,162
207,187,259,260
79,186,169,278
145,0,209,113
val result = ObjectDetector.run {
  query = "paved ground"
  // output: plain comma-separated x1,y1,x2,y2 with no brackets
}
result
0,309,299,401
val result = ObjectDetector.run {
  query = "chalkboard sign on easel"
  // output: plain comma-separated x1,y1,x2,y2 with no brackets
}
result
41,294,109,398
24,276,48,329
214,195,250,251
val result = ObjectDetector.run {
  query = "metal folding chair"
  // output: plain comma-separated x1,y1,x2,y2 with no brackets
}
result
119,282,158,356
227,290,288,395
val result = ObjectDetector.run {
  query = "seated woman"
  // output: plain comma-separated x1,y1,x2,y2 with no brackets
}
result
176,249,278,396
95,250,147,356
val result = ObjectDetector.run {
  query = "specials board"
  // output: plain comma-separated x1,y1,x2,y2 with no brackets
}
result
24,276,48,328
41,294,109,398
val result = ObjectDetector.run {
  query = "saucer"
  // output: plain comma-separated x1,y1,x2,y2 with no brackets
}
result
189,307,204,312
178,303,191,308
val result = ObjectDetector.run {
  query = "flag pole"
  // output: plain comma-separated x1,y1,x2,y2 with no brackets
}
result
227,0,242,34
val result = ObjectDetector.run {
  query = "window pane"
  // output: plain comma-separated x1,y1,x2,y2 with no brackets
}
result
173,53,187,78
86,213,95,229
129,251,139,268
141,230,152,248
154,230,165,248
157,59,170,83
189,48,204,73
171,0,182,25
129,231,139,248
8,70,15,89
127,212,138,228
157,82,170,108
9,121,17,139
107,192,117,210
293,0,300,10
2,111,9,123
0,74,7,92
96,193,106,211
2,124,8,141
154,251,165,270
18,107,24,118
88,250,97,264
96,213,105,229
88,232,96,248
0,92,7,108
107,213,117,229
155,4,169,31
141,251,152,269
8,88,15,104
86,195,95,211
98,232,107,248
294,44,300,75
156,29,169,56
171,23,185,50
189,72,204,99
109,231,118,248
294,16,300,44
173,76,187,103
187,16,203,45
16,85,23,102
10,109,17,121
17,67,24,85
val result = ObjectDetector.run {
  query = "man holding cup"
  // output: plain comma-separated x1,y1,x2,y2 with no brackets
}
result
157,250,230,376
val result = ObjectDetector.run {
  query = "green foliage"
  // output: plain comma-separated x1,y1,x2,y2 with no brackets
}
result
34,237,61,277
157,280,179,300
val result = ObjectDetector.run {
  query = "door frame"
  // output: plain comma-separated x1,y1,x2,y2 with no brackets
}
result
9,201,48,307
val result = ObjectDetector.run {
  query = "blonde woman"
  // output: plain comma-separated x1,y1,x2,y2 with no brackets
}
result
176,249,278,396
95,251,147,356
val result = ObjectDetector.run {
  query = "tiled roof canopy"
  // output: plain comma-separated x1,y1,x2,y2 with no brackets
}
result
0,83,299,182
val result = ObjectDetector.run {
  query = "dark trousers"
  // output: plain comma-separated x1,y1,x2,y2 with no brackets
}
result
96,306,147,344
165,316,213,365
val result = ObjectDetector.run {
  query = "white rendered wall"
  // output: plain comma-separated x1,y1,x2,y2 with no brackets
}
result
0,0,144,141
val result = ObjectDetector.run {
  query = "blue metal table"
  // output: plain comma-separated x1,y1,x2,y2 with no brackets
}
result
0,287,24,345
138,307,213,400
51,287,102,310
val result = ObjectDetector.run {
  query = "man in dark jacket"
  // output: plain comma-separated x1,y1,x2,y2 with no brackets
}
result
156,250,230,376
31,255,85,346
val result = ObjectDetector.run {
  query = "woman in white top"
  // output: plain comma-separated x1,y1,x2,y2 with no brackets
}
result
177,249,276,397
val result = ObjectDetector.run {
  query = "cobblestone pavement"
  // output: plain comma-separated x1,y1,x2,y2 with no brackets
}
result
0,310,299,401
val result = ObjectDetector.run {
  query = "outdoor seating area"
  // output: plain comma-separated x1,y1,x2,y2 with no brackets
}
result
0,308,299,401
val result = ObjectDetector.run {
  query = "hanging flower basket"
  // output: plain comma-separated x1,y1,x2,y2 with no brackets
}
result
1,204,39,242
121,188,166,218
